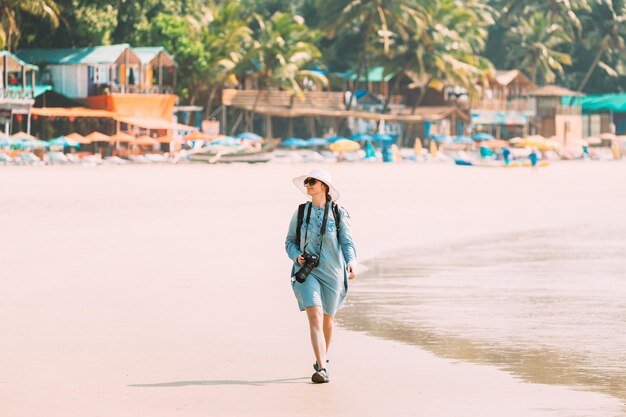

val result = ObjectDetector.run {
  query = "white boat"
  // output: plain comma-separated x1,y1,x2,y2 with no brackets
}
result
185,144,274,164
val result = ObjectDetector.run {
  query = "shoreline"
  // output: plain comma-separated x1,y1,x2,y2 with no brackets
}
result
1,162,625,416
339,225,626,404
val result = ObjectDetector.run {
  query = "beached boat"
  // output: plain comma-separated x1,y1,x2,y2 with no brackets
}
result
186,144,274,164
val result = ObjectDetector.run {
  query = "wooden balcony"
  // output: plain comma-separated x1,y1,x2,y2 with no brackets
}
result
471,98,536,113
1,88,34,99
222,89,346,111
109,84,174,95
536,105,581,117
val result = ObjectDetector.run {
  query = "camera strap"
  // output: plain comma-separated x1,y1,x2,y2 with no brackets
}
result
303,201,330,255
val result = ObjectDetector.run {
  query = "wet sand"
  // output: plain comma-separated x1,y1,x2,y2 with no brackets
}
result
1,161,625,417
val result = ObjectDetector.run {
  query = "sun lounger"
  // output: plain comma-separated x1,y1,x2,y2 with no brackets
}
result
0,152,14,165
20,152,45,166
66,153,81,164
46,151,70,165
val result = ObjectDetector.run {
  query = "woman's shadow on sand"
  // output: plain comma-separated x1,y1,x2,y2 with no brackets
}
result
128,377,310,387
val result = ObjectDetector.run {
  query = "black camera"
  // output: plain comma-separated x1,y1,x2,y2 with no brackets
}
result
294,251,320,283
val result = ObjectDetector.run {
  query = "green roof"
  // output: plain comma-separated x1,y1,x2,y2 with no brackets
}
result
133,47,176,66
0,51,38,71
577,93,626,112
7,84,52,97
17,44,136,65
336,66,397,82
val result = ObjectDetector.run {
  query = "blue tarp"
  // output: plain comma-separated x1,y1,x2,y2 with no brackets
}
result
573,93,626,112
472,132,495,141
306,138,329,146
280,138,309,148
236,132,263,142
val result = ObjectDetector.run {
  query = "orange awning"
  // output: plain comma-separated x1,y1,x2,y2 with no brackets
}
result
115,116,197,132
132,135,160,146
84,131,110,142
31,107,116,118
109,132,135,143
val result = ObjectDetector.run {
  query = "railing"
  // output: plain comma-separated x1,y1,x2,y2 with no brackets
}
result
471,98,536,112
222,89,345,110
0,88,34,100
536,106,581,116
109,84,174,95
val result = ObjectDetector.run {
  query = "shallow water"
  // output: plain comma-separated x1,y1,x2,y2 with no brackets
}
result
339,226,626,405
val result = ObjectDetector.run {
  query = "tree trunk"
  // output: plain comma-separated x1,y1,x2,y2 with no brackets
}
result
577,43,606,93
205,86,216,118
377,69,405,130
411,77,430,115
247,88,263,132
345,12,374,112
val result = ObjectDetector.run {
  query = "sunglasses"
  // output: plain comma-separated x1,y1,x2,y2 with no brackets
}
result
303,177,318,186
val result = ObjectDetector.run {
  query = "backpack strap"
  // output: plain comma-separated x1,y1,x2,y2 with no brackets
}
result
295,203,307,250
332,203,341,242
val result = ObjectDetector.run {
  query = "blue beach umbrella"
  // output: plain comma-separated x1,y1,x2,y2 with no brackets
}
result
431,135,451,143
306,137,329,147
280,138,309,148
472,132,495,141
374,133,396,143
49,136,80,148
453,135,473,144
236,132,263,142
348,133,373,142
4,137,25,148
21,138,49,149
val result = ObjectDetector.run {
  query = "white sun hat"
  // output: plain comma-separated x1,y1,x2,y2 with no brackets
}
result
293,168,340,202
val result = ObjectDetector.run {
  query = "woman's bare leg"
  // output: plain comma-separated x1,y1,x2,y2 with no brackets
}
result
323,314,334,355
305,306,326,370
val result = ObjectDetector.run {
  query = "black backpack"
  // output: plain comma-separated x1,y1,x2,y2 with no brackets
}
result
295,202,342,250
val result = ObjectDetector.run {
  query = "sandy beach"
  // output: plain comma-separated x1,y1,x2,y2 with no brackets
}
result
1,161,625,417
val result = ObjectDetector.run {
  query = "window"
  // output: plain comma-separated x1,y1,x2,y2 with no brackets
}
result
93,65,109,84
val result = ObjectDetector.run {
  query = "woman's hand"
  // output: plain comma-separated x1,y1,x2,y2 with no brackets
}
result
347,264,357,280
297,254,305,266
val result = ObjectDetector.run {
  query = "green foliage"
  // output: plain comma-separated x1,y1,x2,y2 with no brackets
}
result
1,0,60,51
134,12,208,101
505,12,573,84
9,0,626,98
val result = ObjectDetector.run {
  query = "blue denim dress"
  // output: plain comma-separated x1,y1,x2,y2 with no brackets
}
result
285,202,357,315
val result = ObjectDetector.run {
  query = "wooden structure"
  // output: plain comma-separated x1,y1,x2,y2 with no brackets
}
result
1,51,38,134
17,44,176,98
221,89,468,143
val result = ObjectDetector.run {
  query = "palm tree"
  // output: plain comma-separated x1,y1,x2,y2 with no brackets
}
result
199,1,253,116
382,0,494,112
0,0,60,51
241,12,328,131
317,0,428,109
575,0,626,93
505,12,572,84
494,0,590,37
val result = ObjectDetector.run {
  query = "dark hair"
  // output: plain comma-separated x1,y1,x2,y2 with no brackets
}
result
321,182,332,202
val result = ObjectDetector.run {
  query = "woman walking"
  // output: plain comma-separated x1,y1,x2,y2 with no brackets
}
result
285,168,357,384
